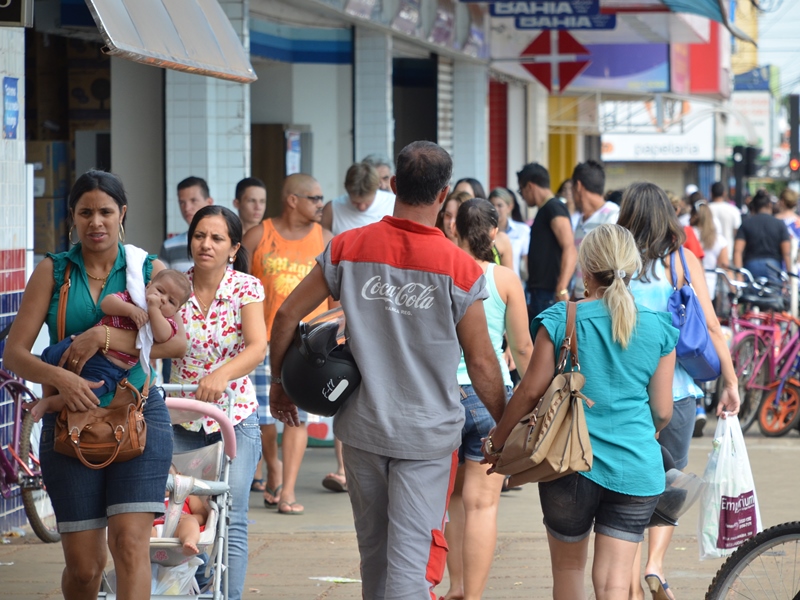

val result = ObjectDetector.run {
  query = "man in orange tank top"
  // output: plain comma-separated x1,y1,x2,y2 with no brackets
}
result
243,173,334,515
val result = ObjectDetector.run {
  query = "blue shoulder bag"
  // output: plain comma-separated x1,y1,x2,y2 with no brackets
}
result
668,247,721,381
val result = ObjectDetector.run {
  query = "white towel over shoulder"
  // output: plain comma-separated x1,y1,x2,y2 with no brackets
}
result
124,244,153,374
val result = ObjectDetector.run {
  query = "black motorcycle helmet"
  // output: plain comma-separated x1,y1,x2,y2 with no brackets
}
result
281,308,361,417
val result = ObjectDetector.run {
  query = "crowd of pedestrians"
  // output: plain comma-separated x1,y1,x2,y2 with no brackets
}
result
16,137,800,599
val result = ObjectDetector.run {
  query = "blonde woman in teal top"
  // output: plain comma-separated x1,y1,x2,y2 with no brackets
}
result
618,182,740,600
5,171,187,600
440,199,532,600
484,224,677,600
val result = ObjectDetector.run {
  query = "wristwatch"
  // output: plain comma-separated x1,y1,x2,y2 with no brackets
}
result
556,289,569,298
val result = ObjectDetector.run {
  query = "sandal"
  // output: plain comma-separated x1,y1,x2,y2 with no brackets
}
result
278,500,304,515
322,472,347,493
644,574,673,600
263,484,282,508
501,476,522,492
250,478,266,492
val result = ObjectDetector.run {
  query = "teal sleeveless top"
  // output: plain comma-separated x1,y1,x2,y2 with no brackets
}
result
628,260,703,401
46,243,155,406
457,264,512,387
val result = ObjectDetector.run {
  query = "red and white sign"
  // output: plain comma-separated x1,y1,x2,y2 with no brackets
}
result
519,30,590,93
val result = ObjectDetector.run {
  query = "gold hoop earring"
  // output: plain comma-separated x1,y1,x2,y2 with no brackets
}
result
118,223,125,243
583,279,590,298
69,225,79,245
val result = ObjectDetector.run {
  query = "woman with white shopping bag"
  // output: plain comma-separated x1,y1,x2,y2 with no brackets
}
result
618,182,740,600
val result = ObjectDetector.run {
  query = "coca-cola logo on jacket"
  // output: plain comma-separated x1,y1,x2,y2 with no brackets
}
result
361,276,437,310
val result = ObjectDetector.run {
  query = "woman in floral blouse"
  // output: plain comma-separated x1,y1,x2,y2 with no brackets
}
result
170,205,267,600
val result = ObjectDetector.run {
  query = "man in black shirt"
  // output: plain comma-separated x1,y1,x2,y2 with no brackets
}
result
518,162,577,317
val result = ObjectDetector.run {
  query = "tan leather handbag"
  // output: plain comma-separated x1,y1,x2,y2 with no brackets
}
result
52,263,148,469
495,301,594,487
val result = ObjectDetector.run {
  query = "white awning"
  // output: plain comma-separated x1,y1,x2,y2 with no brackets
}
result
84,0,257,83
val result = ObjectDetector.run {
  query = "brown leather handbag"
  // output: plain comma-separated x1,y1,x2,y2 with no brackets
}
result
52,263,148,469
494,301,594,487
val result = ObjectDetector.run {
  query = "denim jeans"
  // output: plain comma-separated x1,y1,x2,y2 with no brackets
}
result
172,411,261,600
744,258,782,285
527,287,557,320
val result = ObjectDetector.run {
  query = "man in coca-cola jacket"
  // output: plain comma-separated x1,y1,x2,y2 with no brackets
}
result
268,140,506,600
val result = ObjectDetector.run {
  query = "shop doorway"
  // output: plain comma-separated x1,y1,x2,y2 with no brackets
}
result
393,57,437,158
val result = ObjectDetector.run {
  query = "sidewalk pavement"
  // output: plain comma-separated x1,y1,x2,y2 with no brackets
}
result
2,418,798,599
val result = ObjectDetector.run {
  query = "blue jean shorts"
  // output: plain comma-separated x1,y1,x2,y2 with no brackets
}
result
539,473,659,543
39,387,174,533
458,384,512,463
253,354,307,425
657,396,695,470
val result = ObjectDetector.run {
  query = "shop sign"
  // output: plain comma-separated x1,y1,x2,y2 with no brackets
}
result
600,100,715,162
518,30,590,93
285,131,301,176
0,0,33,28
345,0,378,20
3,76,19,140
489,1,599,16
725,91,773,160
514,13,615,29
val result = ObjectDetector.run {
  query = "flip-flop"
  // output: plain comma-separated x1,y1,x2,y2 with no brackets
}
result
263,484,282,508
278,501,304,515
501,476,522,492
644,573,672,600
250,478,266,492
322,473,348,493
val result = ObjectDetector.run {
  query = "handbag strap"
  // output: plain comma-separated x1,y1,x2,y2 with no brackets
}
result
57,263,72,342
556,301,580,373
669,246,691,291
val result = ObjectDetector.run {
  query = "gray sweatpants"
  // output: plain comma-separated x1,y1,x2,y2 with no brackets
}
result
342,444,457,600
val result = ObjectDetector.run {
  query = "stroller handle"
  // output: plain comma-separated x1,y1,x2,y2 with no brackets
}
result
162,385,238,460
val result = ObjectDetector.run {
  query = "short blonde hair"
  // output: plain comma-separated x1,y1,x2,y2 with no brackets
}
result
781,188,798,209
578,224,641,348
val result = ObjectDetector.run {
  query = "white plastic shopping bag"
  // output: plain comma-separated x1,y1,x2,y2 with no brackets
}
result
697,416,762,560
151,556,203,595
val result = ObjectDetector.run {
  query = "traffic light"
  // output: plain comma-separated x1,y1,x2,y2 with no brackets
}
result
791,158,800,172
744,146,760,177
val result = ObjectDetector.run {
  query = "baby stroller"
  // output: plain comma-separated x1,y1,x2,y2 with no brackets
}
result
99,384,237,599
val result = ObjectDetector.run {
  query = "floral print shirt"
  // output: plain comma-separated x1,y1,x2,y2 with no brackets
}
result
172,268,265,433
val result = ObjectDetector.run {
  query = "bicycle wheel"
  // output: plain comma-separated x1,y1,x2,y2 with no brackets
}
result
706,522,800,599
731,334,768,433
758,382,800,437
18,412,60,543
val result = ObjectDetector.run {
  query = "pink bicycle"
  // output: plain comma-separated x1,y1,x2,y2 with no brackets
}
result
0,368,59,542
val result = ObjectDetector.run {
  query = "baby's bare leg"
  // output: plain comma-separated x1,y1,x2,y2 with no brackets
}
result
29,391,67,422
175,514,201,555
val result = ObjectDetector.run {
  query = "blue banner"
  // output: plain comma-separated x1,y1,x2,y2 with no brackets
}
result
490,1,599,17
515,13,615,29
3,77,19,140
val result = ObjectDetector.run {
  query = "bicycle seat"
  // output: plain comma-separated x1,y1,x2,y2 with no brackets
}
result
740,292,786,312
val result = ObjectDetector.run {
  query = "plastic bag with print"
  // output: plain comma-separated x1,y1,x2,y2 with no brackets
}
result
698,415,762,560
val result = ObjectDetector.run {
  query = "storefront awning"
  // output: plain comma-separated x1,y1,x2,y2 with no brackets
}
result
601,0,756,45
84,0,257,83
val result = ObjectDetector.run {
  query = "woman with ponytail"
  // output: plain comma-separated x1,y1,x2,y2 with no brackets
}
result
439,199,533,600
483,224,678,600
619,183,740,600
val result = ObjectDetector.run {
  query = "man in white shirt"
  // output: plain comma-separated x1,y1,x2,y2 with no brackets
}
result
321,162,395,235
571,160,619,299
708,181,741,250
